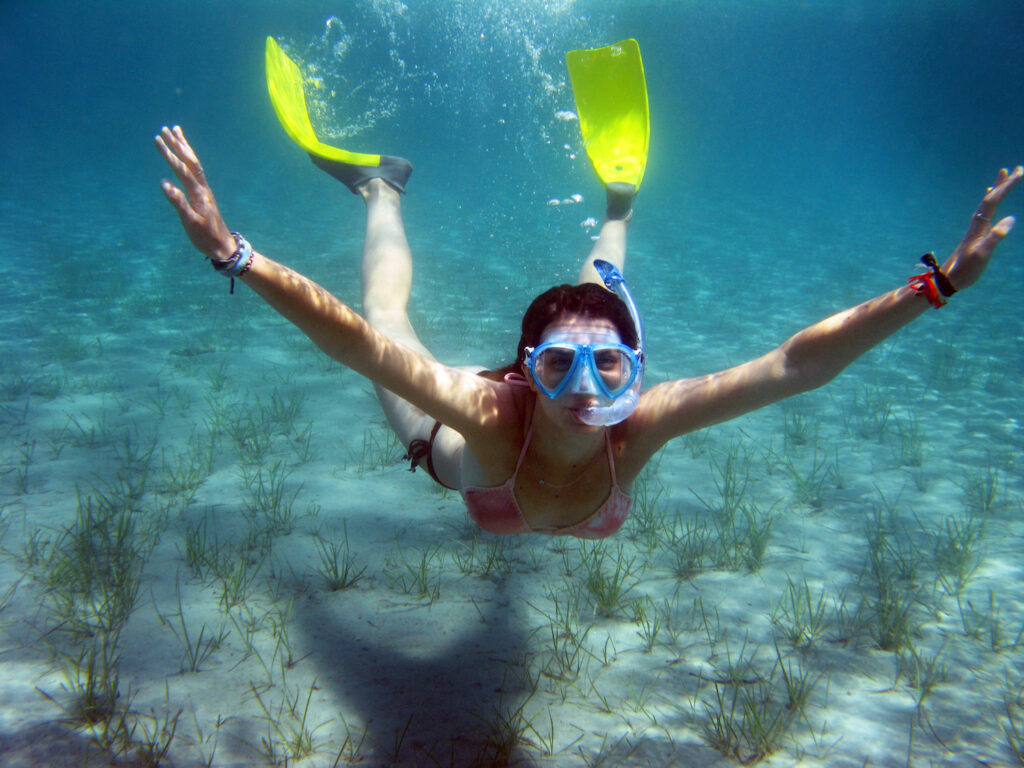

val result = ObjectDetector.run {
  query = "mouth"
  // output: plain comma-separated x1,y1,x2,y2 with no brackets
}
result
567,404,600,425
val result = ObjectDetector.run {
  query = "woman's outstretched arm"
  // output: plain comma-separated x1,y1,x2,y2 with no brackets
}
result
633,166,1022,448
155,125,505,436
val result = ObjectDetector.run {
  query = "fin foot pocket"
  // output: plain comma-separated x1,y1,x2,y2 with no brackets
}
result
309,154,413,194
605,182,636,221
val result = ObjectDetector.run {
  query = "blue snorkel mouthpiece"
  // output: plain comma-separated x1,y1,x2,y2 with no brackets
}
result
577,259,645,426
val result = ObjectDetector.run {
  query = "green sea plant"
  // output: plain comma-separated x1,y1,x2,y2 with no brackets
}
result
957,588,1021,651
693,441,750,521
932,511,985,596
41,630,123,727
262,387,307,435
141,385,173,420
1004,675,1024,765
112,427,158,474
783,408,812,451
683,428,712,458
55,329,94,364
251,679,327,762
226,602,273,661
528,590,591,685
470,694,535,767
290,419,318,463
925,344,974,392
62,411,113,449
133,698,183,768
228,411,274,465
771,577,831,649
697,673,783,762
692,595,726,647
775,648,822,717
693,640,821,764
784,447,835,510
895,644,948,707
386,541,442,602
577,733,638,768
13,438,34,494
313,524,367,591
44,489,147,638
713,501,775,573
848,384,894,442
204,361,230,392
179,511,225,580
626,461,667,550
242,460,303,536
332,711,369,765
829,587,871,646
868,579,919,652
159,443,208,503
215,551,259,609
962,465,1005,517
579,543,640,618
451,531,512,579
355,422,404,471
890,412,924,467
155,575,228,673
665,515,714,580
633,596,675,652
861,506,922,651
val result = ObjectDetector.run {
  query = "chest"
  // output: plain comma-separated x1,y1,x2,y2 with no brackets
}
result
511,454,618,529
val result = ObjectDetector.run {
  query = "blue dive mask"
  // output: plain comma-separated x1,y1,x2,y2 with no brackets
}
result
524,259,645,426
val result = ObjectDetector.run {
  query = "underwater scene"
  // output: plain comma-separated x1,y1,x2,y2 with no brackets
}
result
2,0,1024,765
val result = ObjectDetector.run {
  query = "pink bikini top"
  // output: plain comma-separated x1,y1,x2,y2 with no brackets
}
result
461,399,632,539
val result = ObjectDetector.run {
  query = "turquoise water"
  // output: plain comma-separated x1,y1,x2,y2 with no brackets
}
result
2,1,1023,766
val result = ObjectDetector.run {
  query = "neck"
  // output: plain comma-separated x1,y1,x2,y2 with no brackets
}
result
529,399,607,466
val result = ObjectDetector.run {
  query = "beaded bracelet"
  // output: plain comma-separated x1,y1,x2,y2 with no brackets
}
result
210,232,253,294
908,252,957,309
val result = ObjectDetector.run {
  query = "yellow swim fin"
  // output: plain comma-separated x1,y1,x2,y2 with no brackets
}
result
265,36,411,194
566,39,649,194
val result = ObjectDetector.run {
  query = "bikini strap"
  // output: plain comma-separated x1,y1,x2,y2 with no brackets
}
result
511,401,536,476
604,430,620,487
404,421,458,491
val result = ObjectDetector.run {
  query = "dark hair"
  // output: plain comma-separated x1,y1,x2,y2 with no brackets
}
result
481,282,638,382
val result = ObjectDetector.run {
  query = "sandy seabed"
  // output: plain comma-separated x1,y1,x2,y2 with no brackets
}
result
1,208,1023,768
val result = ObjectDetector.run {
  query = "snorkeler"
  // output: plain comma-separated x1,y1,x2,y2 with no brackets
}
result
155,39,1021,540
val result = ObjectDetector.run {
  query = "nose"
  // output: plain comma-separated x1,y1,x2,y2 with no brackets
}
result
568,362,599,394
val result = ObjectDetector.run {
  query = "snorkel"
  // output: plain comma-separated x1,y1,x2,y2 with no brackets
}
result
576,259,645,426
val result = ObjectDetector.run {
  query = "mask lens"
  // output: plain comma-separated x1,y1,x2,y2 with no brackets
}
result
592,346,635,397
532,345,580,394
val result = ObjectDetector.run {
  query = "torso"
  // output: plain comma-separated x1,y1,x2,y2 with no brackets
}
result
460,387,643,531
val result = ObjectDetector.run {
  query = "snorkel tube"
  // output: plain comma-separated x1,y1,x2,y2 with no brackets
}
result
577,259,645,426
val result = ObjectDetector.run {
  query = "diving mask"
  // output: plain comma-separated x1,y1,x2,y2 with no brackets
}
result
524,259,645,426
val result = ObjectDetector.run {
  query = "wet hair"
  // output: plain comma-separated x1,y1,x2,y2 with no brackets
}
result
481,282,639,382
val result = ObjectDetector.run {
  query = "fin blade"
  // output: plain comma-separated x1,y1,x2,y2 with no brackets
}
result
567,39,649,190
264,37,381,167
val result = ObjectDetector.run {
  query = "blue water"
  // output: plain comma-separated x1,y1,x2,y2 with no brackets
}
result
2,1,1023,766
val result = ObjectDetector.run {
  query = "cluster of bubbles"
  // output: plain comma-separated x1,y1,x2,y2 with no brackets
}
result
278,0,608,184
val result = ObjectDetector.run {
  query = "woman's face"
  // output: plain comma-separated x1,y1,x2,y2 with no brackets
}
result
524,315,623,429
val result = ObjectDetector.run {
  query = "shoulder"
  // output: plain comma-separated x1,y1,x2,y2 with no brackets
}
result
461,383,535,485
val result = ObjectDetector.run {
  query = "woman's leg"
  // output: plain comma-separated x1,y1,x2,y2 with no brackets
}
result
576,184,633,285
576,217,628,285
356,179,465,489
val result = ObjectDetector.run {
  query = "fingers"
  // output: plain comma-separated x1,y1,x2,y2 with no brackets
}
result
159,178,200,230
978,215,1017,257
966,166,1022,239
155,125,208,195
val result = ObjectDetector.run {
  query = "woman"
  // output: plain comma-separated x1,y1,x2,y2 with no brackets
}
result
156,125,1020,539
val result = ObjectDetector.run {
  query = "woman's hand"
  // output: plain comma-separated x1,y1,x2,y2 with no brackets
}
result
155,125,236,261
942,166,1022,291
